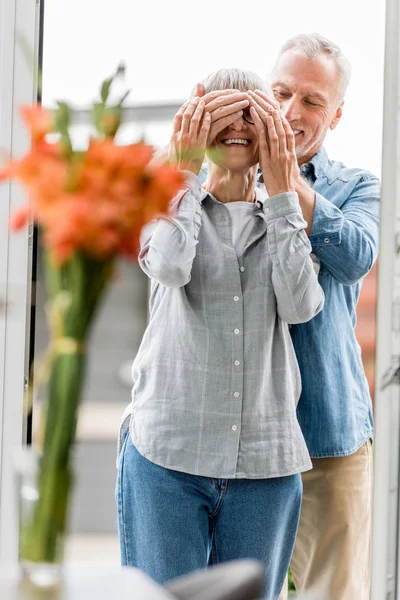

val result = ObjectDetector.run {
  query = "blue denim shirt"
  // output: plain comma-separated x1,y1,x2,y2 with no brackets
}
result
292,147,380,457
200,146,380,457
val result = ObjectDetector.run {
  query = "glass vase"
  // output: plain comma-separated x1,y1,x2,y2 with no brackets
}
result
15,447,72,589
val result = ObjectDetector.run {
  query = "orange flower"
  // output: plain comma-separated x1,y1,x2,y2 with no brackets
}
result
20,105,54,143
9,205,30,230
1,105,185,264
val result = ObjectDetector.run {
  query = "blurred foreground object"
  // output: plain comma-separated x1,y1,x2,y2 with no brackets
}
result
0,561,264,600
0,63,183,587
166,559,265,599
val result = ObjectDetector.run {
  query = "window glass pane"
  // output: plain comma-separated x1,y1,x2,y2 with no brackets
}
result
42,0,385,174
39,0,386,566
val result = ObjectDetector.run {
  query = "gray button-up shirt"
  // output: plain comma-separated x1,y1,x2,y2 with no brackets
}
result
126,173,324,479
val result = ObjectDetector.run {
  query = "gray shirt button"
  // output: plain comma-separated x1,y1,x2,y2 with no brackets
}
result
240,266,245,272
234,328,240,335
234,296,239,302
231,425,238,431
234,360,240,366
233,392,240,398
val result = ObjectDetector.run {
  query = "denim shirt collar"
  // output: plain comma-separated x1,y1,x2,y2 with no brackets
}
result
299,146,329,184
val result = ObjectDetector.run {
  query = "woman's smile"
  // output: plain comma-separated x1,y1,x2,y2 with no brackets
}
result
220,137,251,147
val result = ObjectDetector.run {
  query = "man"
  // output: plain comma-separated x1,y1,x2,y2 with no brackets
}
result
197,33,379,600
269,35,378,600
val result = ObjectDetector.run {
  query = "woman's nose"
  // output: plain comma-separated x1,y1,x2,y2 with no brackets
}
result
228,116,246,131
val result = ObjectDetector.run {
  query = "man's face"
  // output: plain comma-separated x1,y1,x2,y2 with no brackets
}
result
271,50,344,165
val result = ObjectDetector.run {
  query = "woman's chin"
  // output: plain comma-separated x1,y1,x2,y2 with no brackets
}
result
221,159,258,173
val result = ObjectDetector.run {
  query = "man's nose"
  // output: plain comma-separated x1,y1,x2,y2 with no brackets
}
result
281,97,301,121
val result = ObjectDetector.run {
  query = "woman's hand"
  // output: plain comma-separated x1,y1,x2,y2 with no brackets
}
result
169,97,211,175
194,85,250,145
248,90,300,197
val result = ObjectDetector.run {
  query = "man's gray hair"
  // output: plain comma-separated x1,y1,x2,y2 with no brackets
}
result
198,68,271,95
274,33,351,101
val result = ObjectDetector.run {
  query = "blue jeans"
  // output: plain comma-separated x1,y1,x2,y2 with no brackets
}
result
116,434,302,600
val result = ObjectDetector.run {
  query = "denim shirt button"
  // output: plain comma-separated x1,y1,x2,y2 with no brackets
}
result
324,237,330,244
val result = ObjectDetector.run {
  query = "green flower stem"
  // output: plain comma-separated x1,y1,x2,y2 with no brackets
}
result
21,250,113,565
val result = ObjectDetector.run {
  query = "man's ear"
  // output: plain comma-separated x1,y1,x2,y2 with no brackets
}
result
330,101,344,131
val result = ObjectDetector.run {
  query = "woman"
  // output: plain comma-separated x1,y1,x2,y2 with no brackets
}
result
116,69,324,599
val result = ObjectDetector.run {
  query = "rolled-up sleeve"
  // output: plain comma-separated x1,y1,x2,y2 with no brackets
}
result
138,172,204,287
265,192,325,324
309,174,380,285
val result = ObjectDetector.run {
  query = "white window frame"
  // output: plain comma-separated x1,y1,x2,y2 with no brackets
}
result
0,0,39,567
371,0,400,596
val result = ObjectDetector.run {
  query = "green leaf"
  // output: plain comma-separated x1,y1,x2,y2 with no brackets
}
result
101,108,121,138
60,133,73,158
55,102,71,128
117,89,130,108
115,62,126,78
100,78,113,104
53,101,72,151
93,102,105,135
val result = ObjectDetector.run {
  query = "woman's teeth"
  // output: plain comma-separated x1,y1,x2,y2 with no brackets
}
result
222,139,250,145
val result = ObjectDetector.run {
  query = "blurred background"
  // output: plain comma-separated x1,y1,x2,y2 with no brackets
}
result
31,0,385,568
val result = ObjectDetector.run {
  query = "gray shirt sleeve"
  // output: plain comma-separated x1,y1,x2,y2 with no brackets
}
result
265,192,325,324
138,173,203,288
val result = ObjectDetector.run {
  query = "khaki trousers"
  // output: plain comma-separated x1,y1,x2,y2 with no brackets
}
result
278,441,373,600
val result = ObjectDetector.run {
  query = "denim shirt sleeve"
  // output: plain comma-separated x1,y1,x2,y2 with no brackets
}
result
138,172,203,287
309,174,380,285
265,192,325,324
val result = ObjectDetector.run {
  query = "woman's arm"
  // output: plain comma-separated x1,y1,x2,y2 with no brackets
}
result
265,192,325,324
249,93,324,322
139,173,204,287
139,97,212,287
